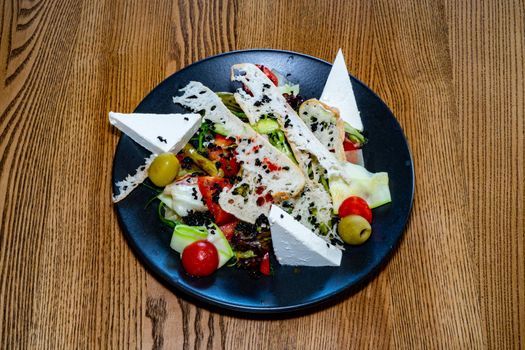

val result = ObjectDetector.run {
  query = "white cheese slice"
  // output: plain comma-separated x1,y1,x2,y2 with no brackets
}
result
109,112,202,154
320,49,363,131
269,205,342,267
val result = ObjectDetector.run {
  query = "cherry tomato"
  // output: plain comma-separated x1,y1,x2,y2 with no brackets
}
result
338,196,372,223
197,176,235,225
259,252,271,276
255,64,279,86
181,240,219,277
219,220,239,241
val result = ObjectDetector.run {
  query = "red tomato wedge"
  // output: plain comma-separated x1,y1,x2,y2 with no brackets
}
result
208,135,240,177
208,149,240,177
219,220,239,241
344,149,364,166
197,176,236,225
343,139,358,151
255,64,279,86
260,252,271,276
214,134,235,148
338,196,372,223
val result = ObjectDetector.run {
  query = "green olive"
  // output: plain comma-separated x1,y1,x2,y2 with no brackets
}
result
338,215,372,245
148,153,180,187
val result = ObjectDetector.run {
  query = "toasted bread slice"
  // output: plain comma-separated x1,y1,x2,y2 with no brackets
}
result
298,99,346,162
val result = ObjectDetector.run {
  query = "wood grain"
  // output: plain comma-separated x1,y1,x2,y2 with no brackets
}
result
1,0,523,348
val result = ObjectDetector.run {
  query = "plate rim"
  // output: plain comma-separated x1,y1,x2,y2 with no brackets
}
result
112,48,415,314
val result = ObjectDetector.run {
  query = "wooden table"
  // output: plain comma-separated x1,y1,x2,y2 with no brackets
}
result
1,0,523,348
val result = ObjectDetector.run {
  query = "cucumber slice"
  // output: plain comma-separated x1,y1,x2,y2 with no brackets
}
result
206,224,234,268
253,118,280,134
343,121,366,145
279,83,300,96
170,225,207,253
330,162,391,212
170,224,234,269
213,123,229,136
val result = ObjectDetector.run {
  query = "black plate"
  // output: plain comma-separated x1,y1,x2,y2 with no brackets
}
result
112,49,414,314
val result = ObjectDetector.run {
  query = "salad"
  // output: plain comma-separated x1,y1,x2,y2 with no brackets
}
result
110,50,391,278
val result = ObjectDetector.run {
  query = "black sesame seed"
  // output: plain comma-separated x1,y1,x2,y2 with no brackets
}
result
184,211,213,226
261,95,271,104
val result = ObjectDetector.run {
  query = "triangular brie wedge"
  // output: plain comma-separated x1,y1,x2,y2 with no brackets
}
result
320,49,363,131
269,205,342,267
109,112,201,154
